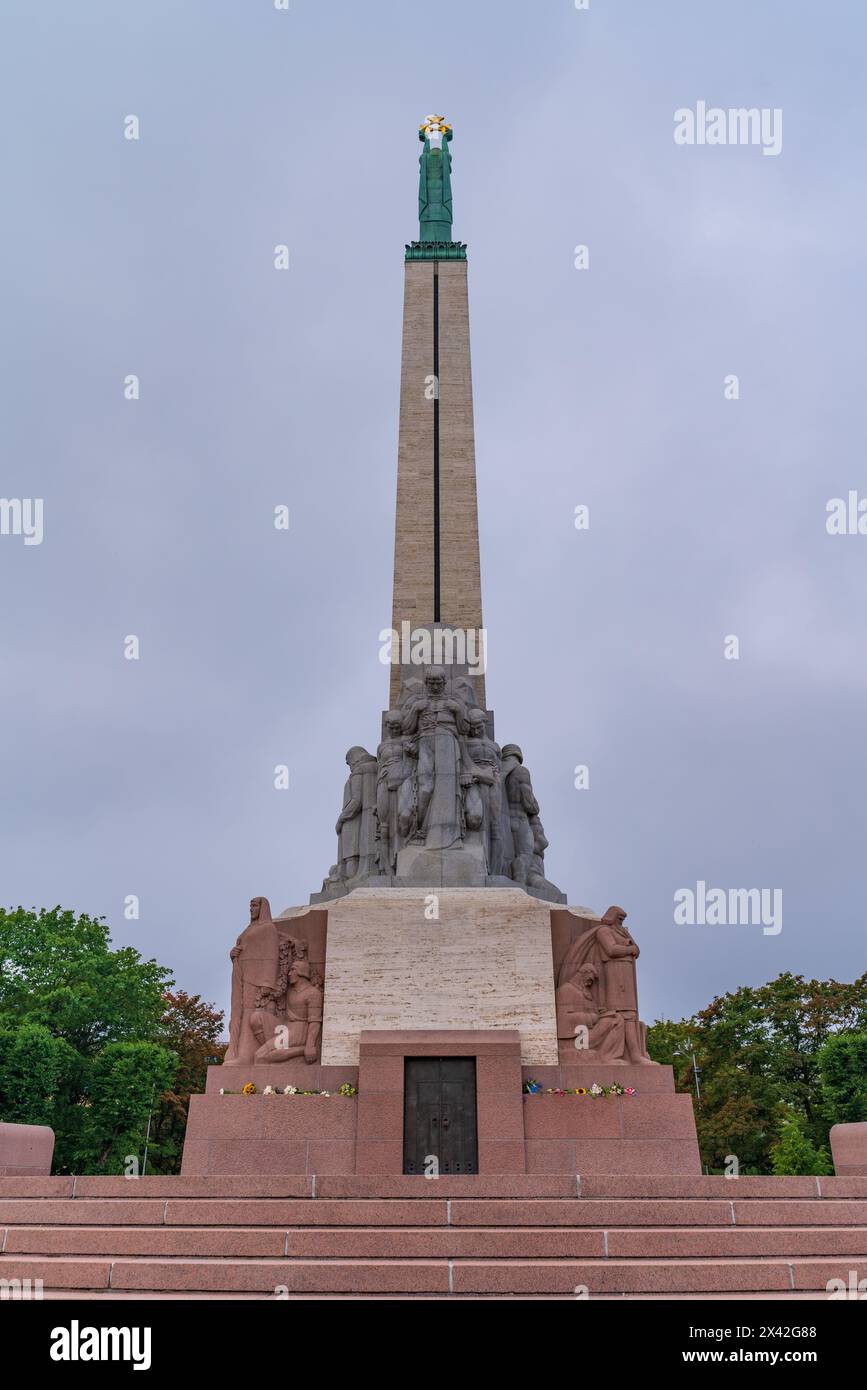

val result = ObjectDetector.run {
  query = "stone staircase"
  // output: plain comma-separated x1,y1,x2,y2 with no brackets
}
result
2,1174,866,1299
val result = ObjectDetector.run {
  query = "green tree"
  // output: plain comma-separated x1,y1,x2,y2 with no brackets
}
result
0,906,197,1173
146,991,226,1174
769,1112,832,1176
817,1031,867,1126
79,1041,177,1174
755,972,867,1147
0,1024,78,1127
0,906,172,1053
648,971,867,1173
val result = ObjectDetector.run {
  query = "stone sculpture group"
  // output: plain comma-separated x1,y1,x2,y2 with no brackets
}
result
317,667,562,901
221,667,655,1071
223,897,653,1071
224,897,324,1067
554,906,654,1065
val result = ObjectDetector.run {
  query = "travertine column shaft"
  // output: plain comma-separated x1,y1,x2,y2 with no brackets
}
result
389,259,485,708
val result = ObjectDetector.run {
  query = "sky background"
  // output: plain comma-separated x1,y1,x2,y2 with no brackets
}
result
2,1,866,1032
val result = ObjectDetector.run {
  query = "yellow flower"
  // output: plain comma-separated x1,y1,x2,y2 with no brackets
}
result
242,1082,256,1095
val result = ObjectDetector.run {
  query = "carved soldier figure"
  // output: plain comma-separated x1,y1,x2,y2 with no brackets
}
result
401,667,468,850
555,961,627,1061
376,712,416,873
335,746,379,880
250,959,323,1065
527,814,547,879
500,744,540,884
225,897,281,1066
462,708,501,873
527,813,560,897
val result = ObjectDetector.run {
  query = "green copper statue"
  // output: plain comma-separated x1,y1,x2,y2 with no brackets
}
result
418,115,453,242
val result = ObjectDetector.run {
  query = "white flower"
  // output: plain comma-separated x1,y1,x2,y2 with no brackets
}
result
283,1085,297,1095
263,1086,275,1095
219,1088,225,1096
589,1083,603,1096
320,1091,331,1097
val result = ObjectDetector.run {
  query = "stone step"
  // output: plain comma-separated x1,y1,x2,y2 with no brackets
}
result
605,1225,867,1257
3,1196,867,1228
3,1226,288,1257
3,1172,863,1301
577,1176,867,1200
2,1253,862,1295
3,1174,866,1200
38,1290,288,1300
451,1256,864,1297
0,1175,577,1200
445,1198,867,1228
32,1288,833,1301
5,1223,867,1260
0,1199,446,1227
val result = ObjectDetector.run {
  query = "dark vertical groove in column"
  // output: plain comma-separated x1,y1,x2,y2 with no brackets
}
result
433,262,441,623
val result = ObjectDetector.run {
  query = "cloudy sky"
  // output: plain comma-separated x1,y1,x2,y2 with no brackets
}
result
2,0,865,1031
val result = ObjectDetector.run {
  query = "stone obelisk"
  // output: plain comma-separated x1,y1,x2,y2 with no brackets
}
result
389,116,485,709
311,118,564,906
181,118,694,1191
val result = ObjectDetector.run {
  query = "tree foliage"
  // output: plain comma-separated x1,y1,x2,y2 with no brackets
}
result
0,907,171,1052
145,990,227,1174
647,971,867,1174
0,907,223,1174
0,1024,78,1128
80,1041,178,1174
769,1113,832,1177
817,1031,867,1127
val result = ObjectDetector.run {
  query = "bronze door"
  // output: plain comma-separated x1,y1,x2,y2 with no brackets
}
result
403,1057,478,1175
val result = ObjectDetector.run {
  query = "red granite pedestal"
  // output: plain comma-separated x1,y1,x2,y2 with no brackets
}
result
182,1029,700,1176
0,1122,55,1177
830,1122,867,1177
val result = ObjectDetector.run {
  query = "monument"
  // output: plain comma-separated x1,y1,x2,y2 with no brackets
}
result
182,119,700,1179
6,116,862,1312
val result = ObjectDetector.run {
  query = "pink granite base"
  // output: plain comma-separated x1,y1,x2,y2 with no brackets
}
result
0,1122,55,1177
181,1039,700,1176
521,1065,700,1173
181,1093,359,1176
206,1062,359,1095
525,1063,675,1094
830,1122,867,1177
